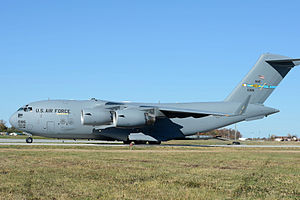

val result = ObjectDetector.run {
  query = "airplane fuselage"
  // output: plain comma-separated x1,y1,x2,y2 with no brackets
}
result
9,99,278,142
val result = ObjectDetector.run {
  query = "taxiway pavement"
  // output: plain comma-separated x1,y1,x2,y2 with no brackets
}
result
0,138,299,148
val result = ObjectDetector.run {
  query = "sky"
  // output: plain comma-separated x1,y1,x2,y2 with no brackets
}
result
1,0,300,138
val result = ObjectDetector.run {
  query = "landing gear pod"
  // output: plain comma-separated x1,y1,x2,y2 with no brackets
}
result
81,108,112,126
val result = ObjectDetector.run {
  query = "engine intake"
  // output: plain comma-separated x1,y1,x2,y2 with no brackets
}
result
81,108,112,126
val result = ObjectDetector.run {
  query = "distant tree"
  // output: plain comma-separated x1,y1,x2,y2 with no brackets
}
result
7,126,22,133
270,134,276,140
0,119,22,133
198,128,242,139
0,120,8,132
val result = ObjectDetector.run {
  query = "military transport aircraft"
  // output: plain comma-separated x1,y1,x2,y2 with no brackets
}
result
9,54,300,144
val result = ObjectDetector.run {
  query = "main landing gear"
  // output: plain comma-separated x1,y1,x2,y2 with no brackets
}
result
148,141,161,145
26,137,33,143
232,141,240,145
123,140,161,145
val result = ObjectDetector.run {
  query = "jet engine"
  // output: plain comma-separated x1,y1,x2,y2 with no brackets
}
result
81,108,112,126
114,109,155,128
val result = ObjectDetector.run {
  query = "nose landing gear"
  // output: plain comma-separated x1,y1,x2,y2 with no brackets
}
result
26,137,33,143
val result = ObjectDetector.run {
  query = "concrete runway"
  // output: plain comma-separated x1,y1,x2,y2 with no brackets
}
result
0,138,126,147
0,138,123,143
0,138,300,148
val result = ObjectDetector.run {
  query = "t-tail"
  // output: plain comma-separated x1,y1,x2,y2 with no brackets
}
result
225,53,300,104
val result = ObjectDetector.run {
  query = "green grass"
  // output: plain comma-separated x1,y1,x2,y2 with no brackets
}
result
0,145,299,200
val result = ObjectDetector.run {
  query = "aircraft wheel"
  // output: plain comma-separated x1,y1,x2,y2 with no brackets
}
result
26,137,33,143
148,141,161,145
133,141,147,144
123,141,131,144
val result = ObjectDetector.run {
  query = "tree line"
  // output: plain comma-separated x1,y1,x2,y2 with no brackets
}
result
0,120,21,133
199,128,242,139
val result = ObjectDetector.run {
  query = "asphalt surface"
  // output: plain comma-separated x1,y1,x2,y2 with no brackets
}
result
0,138,122,143
0,138,300,148
0,138,126,146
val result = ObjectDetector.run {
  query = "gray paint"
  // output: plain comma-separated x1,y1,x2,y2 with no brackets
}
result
9,53,299,142
225,54,295,104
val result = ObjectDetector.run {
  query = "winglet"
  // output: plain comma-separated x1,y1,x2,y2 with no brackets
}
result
234,95,251,115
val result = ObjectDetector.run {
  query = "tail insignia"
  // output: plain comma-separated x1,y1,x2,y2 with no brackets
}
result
242,83,277,89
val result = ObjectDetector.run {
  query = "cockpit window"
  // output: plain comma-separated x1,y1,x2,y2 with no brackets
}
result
18,106,33,112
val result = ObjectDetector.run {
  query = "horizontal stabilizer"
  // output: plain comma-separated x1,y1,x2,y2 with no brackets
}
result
265,58,300,66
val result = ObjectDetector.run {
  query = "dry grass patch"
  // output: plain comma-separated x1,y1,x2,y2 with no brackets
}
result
0,145,299,200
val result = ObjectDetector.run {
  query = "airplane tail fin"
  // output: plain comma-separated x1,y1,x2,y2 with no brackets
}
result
225,53,300,104
234,95,251,115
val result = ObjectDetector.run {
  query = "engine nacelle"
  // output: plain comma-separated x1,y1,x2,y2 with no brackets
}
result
81,108,112,126
114,109,155,128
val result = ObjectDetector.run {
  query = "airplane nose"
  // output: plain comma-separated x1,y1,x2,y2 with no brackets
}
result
9,112,17,127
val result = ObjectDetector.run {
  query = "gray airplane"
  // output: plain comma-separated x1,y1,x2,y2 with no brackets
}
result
9,54,300,144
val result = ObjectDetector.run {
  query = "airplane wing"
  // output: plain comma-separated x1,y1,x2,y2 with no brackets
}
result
141,95,251,119
156,107,231,118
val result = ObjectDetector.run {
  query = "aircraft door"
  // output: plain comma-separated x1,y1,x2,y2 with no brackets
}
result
47,121,55,133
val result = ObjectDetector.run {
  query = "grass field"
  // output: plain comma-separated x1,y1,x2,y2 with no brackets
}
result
0,144,299,200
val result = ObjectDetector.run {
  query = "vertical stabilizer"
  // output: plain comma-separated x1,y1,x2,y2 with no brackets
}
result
225,54,299,104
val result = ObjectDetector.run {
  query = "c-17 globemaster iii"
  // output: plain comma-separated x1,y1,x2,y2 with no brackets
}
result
9,54,300,144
